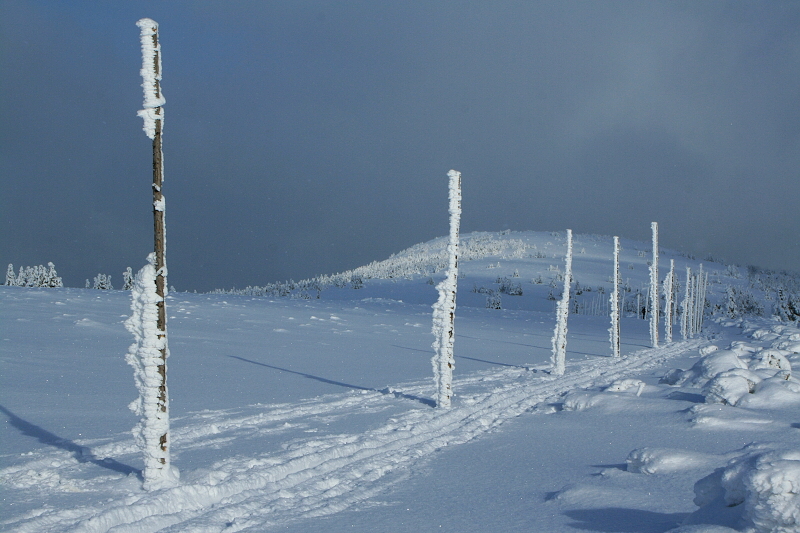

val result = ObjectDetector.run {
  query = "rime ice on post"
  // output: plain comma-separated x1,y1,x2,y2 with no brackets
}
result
649,222,659,348
125,254,178,490
609,236,621,357
127,18,174,490
681,266,693,340
136,18,165,140
551,229,573,375
663,259,675,343
431,170,462,408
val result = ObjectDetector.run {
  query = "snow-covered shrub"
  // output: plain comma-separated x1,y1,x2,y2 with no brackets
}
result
496,277,522,296
685,446,800,533
485,290,502,309
775,287,800,322
702,368,760,405
661,338,800,408
725,264,742,279
627,448,717,475
720,285,765,319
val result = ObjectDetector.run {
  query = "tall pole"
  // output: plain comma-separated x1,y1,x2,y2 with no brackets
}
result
137,17,170,476
609,236,621,357
431,170,461,408
649,222,659,347
551,229,573,375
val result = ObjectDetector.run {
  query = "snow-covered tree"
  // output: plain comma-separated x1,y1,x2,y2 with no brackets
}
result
125,254,178,490
123,267,134,291
6,263,62,288
45,262,63,288
92,273,113,290
551,229,573,375
431,169,461,408
609,236,621,357
649,222,659,348
663,259,675,343
5,264,17,286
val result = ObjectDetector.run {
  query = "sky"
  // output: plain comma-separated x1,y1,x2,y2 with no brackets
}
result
2,0,799,292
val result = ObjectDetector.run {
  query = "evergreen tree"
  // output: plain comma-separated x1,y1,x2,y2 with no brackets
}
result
5,264,16,286
93,273,113,290
123,267,135,290
46,263,63,288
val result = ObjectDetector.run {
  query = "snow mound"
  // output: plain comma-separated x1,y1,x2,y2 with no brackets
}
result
626,448,718,475
660,331,800,407
605,378,646,395
685,446,800,533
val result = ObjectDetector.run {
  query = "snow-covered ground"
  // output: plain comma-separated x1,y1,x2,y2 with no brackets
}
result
2,231,798,533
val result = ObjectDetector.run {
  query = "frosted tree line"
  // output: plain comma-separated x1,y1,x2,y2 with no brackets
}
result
5,263,63,288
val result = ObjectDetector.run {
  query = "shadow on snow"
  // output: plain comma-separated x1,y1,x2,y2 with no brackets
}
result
0,403,140,478
227,355,436,407
564,508,688,533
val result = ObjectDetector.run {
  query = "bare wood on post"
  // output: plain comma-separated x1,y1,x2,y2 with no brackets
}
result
148,23,169,457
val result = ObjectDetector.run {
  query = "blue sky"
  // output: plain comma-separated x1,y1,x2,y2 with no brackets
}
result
2,1,798,291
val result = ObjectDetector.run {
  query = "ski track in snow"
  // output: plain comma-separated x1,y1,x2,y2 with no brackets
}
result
1,339,704,533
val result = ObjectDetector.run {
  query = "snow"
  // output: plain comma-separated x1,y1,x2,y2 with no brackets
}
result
124,254,177,491
2,230,799,532
136,18,165,140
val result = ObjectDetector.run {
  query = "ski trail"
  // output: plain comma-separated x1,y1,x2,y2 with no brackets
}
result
2,339,704,533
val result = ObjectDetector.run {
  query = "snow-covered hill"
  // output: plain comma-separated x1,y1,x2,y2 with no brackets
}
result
1,231,799,532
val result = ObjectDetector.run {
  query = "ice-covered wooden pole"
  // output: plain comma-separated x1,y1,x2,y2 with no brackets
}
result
649,222,659,348
663,259,675,343
695,264,707,335
126,18,175,490
551,229,573,375
609,236,621,357
681,266,693,340
431,169,461,408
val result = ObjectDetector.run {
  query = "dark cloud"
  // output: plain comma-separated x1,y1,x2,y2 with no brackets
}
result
2,1,798,291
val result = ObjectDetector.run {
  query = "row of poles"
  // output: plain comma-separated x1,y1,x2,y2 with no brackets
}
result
128,20,708,490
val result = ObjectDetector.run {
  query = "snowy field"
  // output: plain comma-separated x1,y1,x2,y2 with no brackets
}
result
1,231,799,532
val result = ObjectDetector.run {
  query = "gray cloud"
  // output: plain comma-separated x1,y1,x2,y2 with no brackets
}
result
2,0,798,291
